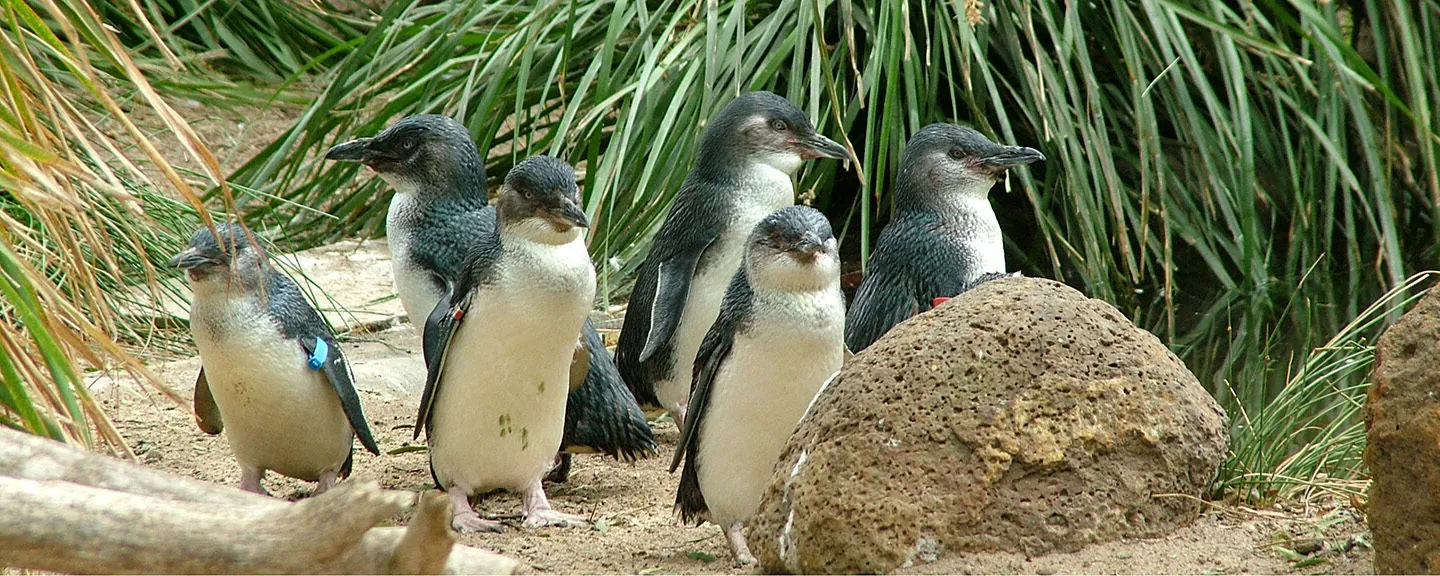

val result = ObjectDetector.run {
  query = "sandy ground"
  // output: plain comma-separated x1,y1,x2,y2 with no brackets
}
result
85,237,1376,575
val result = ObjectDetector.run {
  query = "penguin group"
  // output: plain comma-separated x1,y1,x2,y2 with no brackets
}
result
172,90,1042,564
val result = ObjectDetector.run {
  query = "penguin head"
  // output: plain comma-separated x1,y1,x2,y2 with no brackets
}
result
169,223,267,285
496,155,589,243
697,91,849,175
897,123,1044,203
744,206,840,292
325,114,486,199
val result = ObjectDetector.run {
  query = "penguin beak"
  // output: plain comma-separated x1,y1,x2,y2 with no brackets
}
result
791,231,827,261
325,138,379,164
798,134,849,161
169,247,220,270
978,146,1045,172
552,198,590,230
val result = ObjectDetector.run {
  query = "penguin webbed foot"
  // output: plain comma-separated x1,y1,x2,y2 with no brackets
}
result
452,510,505,533
521,478,587,529
449,487,505,533
315,470,338,495
670,405,687,435
239,464,270,497
725,521,757,566
522,507,588,529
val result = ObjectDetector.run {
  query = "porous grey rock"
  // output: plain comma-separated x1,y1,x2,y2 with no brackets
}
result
749,277,1228,574
1366,286,1440,574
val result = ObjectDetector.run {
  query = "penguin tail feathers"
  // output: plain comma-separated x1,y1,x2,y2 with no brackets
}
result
560,324,659,461
675,458,709,526
339,449,355,479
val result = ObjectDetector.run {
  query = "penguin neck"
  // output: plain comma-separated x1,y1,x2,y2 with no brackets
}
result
385,166,488,246
500,217,584,247
187,270,267,309
895,179,998,225
381,160,487,204
746,254,839,295
691,148,801,198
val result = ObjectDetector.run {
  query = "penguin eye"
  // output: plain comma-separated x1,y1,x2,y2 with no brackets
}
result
770,119,788,132
948,148,965,161
402,139,418,151
523,189,536,201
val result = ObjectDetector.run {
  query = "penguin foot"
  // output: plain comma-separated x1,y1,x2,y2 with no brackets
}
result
451,510,505,533
522,507,588,529
449,488,505,533
315,470,338,495
670,405,688,433
239,464,270,496
725,521,757,566
521,478,586,529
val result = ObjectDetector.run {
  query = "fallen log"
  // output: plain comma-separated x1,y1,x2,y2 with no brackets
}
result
0,427,520,574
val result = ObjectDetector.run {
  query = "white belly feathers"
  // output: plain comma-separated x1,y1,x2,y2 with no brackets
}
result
427,235,596,494
656,165,796,413
190,293,353,481
695,288,845,526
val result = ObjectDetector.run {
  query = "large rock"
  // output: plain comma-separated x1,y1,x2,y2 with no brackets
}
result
749,278,1229,573
1365,286,1440,574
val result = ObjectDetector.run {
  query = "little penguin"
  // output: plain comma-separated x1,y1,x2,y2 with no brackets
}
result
670,206,846,565
844,123,1044,353
171,223,380,495
415,155,596,532
615,91,849,431
324,116,655,476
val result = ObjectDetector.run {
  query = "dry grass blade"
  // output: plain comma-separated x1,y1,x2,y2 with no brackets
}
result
0,0,229,451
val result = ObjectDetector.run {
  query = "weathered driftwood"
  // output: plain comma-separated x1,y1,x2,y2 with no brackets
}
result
0,427,521,574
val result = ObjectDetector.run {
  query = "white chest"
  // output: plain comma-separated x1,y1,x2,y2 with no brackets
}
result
654,166,796,410
188,290,352,480
387,194,442,326
945,196,1006,282
694,288,845,526
427,236,595,494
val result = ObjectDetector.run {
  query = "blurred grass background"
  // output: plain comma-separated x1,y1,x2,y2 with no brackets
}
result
2,0,1437,503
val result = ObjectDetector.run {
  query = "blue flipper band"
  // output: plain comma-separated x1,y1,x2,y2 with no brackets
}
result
308,339,328,370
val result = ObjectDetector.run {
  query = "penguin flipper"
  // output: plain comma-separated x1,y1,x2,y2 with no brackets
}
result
300,335,380,455
262,268,379,455
638,249,708,364
416,286,471,441
671,288,739,525
193,369,223,435
670,302,735,474
844,272,920,354
560,319,657,461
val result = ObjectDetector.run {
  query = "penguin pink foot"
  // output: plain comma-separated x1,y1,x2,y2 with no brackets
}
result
448,489,503,533
726,521,757,566
239,465,270,497
315,470,338,495
521,479,586,529
671,405,688,433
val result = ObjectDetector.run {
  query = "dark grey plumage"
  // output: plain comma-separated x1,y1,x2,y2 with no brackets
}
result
326,117,655,468
326,114,488,301
844,123,1044,353
615,91,848,429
